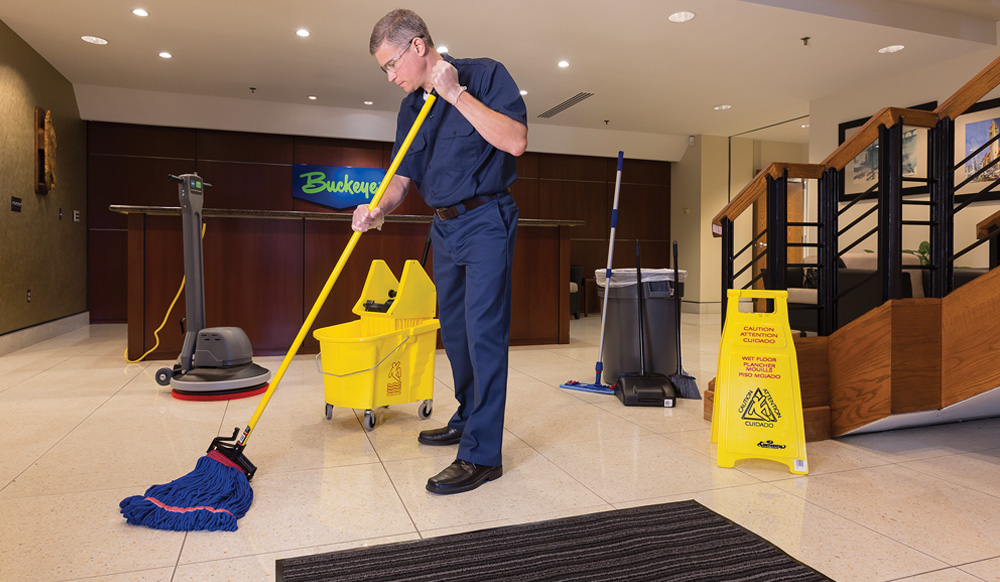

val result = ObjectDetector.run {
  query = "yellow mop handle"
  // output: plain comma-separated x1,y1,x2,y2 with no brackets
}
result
236,93,437,447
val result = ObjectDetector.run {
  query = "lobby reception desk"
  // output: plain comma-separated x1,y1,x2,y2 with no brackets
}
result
112,206,582,360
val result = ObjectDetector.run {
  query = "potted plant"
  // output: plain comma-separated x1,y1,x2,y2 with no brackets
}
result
903,240,930,266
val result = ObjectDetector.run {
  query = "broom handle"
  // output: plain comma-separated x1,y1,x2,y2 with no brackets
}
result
635,240,646,375
235,94,437,448
673,241,683,374
596,151,624,382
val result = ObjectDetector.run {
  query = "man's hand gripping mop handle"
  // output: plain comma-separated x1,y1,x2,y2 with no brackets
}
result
213,94,438,469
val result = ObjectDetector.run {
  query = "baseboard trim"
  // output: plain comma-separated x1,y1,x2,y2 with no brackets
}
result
0,312,90,357
681,301,721,314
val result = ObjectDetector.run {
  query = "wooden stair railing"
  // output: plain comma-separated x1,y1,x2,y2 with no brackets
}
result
706,53,1000,441
714,53,1000,239
712,108,939,238
711,163,825,235
976,208,1000,269
821,107,938,171
935,54,1000,121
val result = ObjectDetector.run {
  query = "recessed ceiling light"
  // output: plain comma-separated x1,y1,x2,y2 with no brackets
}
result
81,36,108,45
668,11,695,23
713,104,732,111
296,29,310,37
520,90,528,96
132,8,148,17
364,101,373,106
558,60,570,68
879,44,904,54
801,123,810,128
158,51,172,59
308,95,317,100
436,46,448,53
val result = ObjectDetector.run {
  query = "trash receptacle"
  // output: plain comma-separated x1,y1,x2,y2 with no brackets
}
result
597,268,686,385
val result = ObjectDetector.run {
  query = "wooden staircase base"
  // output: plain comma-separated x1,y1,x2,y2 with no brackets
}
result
704,334,832,442
705,267,1000,439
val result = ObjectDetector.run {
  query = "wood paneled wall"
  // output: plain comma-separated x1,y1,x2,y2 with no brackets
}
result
89,123,670,323
524,154,672,309
88,124,198,323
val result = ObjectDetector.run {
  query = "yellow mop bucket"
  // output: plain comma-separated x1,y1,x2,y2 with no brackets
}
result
313,260,439,431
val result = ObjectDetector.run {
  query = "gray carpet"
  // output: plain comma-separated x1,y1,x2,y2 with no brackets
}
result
275,500,833,581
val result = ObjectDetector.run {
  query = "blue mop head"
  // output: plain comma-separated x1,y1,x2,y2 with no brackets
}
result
119,451,253,532
560,380,615,395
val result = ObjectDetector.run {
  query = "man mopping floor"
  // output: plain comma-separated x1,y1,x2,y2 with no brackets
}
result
354,9,528,494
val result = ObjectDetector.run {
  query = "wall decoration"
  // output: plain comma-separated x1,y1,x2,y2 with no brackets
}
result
34,106,56,193
837,101,936,201
954,96,1000,203
44,109,57,192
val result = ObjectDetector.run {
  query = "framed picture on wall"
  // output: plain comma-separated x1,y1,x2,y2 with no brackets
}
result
837,101,936,201
953,96,1000,204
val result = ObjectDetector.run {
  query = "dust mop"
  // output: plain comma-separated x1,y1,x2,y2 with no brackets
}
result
560,150,624,395
119,93,438,532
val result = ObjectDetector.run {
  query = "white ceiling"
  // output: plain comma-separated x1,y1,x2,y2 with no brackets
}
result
3,0,999,145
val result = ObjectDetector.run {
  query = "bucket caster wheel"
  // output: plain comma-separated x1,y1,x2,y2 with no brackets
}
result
325,403,334,420
363,410,377,432
418,399,433,420
155,368,173,386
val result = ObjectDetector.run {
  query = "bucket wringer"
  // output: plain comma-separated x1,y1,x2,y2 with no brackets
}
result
314,259,440,431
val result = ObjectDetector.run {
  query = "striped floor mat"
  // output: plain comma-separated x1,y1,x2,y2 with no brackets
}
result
276,500,833,582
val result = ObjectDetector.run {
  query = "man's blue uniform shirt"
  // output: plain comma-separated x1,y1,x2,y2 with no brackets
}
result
391,54,527,208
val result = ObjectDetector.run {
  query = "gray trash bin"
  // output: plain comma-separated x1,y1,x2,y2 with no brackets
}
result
597,268,686,385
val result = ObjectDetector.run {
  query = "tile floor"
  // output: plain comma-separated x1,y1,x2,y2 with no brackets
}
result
1,314,999,581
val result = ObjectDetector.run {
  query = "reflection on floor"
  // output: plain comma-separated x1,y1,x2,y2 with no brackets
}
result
1,314,999,581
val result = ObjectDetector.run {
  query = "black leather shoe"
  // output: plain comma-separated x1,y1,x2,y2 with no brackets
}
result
418,426,463,446
426,459,503,495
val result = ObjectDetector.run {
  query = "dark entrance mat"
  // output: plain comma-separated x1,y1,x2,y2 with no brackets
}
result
276,500,833,582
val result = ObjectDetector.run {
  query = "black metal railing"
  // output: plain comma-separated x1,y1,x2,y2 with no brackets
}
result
720,114,996,335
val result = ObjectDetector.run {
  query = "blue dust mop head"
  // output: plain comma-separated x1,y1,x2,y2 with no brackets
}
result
119,450,252,532
561,362,615,395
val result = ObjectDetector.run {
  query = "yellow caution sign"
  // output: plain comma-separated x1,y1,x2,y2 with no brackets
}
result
712,289,807,474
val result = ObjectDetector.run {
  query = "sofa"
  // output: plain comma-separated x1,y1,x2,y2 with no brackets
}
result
784,252,920,333
920,267,987,296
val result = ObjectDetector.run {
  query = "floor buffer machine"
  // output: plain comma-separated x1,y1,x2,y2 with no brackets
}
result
154,173,271,400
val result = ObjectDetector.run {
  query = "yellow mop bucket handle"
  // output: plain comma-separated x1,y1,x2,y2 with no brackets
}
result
313,334,410,378
235,93,438,448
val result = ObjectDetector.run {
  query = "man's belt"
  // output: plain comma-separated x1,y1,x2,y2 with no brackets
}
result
434,190,510,221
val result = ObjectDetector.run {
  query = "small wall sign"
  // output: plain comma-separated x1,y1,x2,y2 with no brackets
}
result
292,164,386,210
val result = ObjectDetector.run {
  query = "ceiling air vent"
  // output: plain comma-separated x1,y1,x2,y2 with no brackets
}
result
537,92,594,119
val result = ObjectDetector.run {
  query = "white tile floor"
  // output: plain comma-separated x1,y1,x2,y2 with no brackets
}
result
2,314,1000,581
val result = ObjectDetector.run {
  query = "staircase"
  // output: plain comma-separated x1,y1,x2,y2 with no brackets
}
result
707,55,1000,440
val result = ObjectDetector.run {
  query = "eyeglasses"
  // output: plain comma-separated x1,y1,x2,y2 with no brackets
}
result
380,37,419,74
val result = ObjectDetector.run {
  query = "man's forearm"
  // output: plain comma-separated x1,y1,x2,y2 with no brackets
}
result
376,174,411,214
452,92,527,157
